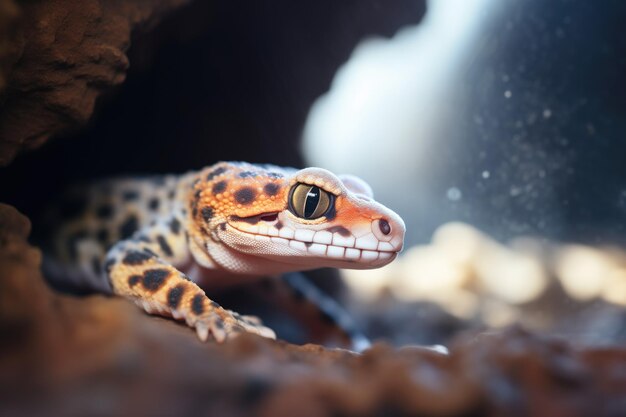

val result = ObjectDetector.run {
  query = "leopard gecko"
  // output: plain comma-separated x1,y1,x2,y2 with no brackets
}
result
42,162,405,349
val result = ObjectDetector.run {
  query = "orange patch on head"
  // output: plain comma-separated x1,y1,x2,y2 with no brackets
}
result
195,163,290,221
331,195,380,226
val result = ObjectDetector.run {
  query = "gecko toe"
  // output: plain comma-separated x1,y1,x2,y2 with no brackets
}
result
196,324,209,342
194,311,275,343
257,326,276,339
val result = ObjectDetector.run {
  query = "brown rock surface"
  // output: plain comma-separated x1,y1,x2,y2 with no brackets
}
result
1,203,626,417
0,0,189,166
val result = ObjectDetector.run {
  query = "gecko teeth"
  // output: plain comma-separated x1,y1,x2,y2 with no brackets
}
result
294,229,315,242
332,234,355,247
354,235,379,251
232,223,398,262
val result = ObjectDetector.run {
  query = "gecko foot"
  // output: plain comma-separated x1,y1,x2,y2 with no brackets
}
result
192,311,276,343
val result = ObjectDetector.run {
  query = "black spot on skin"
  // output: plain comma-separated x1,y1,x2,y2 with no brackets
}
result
191,294,205,315
264,183,280,196
267,172,284,179
326,225,351,237
142,269,170,291
91,257,101,275
169,218,181,234
201,207,214,222
319,308,337,325
128,275,141,287
275,221,283,230
95,204,113,219
241,377,274,407
212,180,227,195
122,190,139,201
167,285,185,309
119,216,139,239
219,222,227,231
96,228,109,244
234,187,256,205
157,235,174,257
238,171,258,178
192,190,201,218
206,166,227,181
122,250,154,265
148,198,160,211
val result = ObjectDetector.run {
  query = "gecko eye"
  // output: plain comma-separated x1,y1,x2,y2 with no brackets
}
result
289,183,333,220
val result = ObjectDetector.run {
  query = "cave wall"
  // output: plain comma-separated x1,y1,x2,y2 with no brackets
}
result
0,0,192,166
0,0,426,220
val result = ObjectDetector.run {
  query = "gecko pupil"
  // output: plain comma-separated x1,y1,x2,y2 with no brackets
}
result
304,188,321,218
289,183,333,220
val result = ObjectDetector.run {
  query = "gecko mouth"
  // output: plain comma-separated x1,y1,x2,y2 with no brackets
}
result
225,220,398,264
230,213,279,224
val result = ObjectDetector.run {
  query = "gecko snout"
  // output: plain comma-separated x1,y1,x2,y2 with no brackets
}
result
371,215,405,252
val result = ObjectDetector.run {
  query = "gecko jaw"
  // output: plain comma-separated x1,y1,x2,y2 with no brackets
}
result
223,220,401,267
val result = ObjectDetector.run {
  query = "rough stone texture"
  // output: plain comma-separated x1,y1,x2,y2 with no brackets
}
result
0,0,189,166
1,203,626,417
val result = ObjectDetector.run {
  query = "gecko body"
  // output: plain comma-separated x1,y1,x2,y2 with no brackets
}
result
43,162,405,348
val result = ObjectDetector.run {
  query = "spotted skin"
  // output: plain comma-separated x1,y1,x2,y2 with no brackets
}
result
42,162,405,349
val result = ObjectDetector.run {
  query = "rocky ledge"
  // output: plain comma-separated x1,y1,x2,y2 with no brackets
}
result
1,203,625,417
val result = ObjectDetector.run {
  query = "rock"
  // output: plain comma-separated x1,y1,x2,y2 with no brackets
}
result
0,0,190,166
1,203,625,416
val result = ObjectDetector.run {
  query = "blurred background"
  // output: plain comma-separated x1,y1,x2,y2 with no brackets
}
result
2,0,626,347
303,0,626,347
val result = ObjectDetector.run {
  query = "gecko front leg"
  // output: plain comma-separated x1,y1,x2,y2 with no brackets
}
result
104,218,275,342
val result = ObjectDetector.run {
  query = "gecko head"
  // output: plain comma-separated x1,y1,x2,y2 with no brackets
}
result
190,162,405,274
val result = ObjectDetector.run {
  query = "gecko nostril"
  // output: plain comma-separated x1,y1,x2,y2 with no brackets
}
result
378,219,391,235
